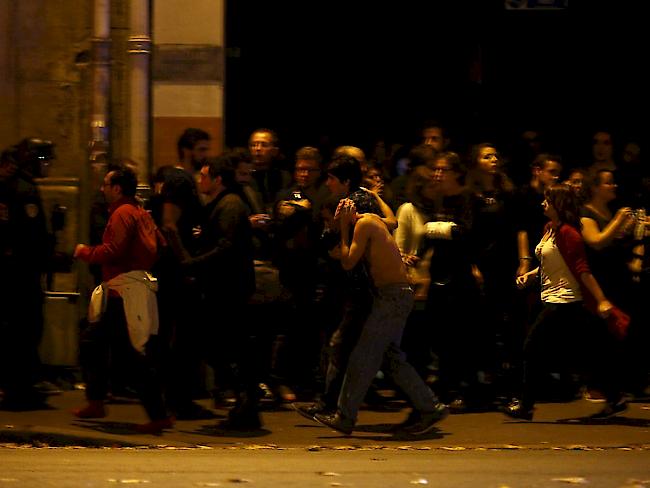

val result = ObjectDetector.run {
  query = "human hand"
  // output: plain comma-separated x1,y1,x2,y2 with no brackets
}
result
250,213,271,229
471,264,484,287
597,299,613,318
328,245,342,260
615,207,634,231
516,270,535,289
338,199,356,227
402,254,420,267
73,244,87,258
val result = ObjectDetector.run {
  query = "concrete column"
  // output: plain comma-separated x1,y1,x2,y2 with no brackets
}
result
90,0,111,158
128,0,152,183
152,0,225,168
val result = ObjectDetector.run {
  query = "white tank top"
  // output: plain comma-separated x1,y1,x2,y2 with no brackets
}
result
536,232,582,304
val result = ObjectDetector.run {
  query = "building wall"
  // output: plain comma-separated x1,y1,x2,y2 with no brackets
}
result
152,0,224,168
0,0,92,175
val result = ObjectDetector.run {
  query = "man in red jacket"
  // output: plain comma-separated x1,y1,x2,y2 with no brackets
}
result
73,166,173,434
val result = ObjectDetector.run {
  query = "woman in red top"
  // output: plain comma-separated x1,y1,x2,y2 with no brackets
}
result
502,185,626,421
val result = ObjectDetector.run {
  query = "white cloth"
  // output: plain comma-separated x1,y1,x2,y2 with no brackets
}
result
424,221,456,240
394,202,427,256
87,270,159,354
536,234,582,304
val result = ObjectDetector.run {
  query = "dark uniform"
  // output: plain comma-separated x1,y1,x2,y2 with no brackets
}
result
0,168,50,409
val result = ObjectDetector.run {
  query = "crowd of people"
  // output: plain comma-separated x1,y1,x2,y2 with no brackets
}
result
1,122,648,436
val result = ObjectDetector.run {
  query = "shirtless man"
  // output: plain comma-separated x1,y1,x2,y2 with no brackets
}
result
313,199,448,436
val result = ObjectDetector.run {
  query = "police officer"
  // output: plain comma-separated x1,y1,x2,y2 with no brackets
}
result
0,141,52,410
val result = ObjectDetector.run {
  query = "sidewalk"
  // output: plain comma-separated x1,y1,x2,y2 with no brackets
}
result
2,390,650,449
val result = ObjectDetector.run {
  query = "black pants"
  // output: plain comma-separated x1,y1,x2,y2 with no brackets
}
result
203,294,260,416
79,296,167,421
0,271,43,398
521,301,622,407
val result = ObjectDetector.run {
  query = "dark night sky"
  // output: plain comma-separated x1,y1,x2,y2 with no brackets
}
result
224,2,646,161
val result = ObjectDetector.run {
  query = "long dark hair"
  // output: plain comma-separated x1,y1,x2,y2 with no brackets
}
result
466,142,514,193
544,184,582,230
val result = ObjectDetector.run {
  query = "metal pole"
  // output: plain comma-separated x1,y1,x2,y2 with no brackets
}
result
128,0,152,190
90,0,110,164
79,0,111,300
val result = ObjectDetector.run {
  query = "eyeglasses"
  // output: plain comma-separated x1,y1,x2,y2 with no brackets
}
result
295,168,320,173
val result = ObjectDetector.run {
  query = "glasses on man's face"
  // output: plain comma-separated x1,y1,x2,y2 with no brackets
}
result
295,167,320,173
433,166,451,173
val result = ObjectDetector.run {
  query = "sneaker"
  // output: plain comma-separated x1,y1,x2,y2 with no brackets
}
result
500,398,533,421
314,412,354,436
589,398,628,419
134,416,175,434
403,403,449,435
449,396,467,413
258,383,277,405
71,401,106,419
583,387,607,403
292,403,327,422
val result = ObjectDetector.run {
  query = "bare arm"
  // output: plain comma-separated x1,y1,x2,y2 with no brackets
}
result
339,212,371,271
369,190,398,232
581,208,632,250
517,230,531,277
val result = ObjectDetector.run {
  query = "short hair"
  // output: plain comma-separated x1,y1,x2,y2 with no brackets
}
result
108,166,138,197
327,154,362,190
295,146,322,165
249,128,279,147
544,185,581,230
582,168,614,202
204,152,241,189
532,153,562,171
177,128,210,160
333,145,366,163
421,119,448,139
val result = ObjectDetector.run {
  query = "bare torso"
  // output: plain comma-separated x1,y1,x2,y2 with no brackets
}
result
356,213,409,287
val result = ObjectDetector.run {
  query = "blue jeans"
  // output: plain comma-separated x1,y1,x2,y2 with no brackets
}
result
338,284,437,422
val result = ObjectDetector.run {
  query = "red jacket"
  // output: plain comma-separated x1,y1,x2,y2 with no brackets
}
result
77,197,161,281
551,222,596,313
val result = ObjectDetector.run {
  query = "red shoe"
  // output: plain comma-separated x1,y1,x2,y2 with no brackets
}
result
134,416,175,435
72,401,107,419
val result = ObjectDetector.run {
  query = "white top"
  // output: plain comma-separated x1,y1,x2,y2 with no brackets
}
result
394,202,427,255
536,231,582,304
